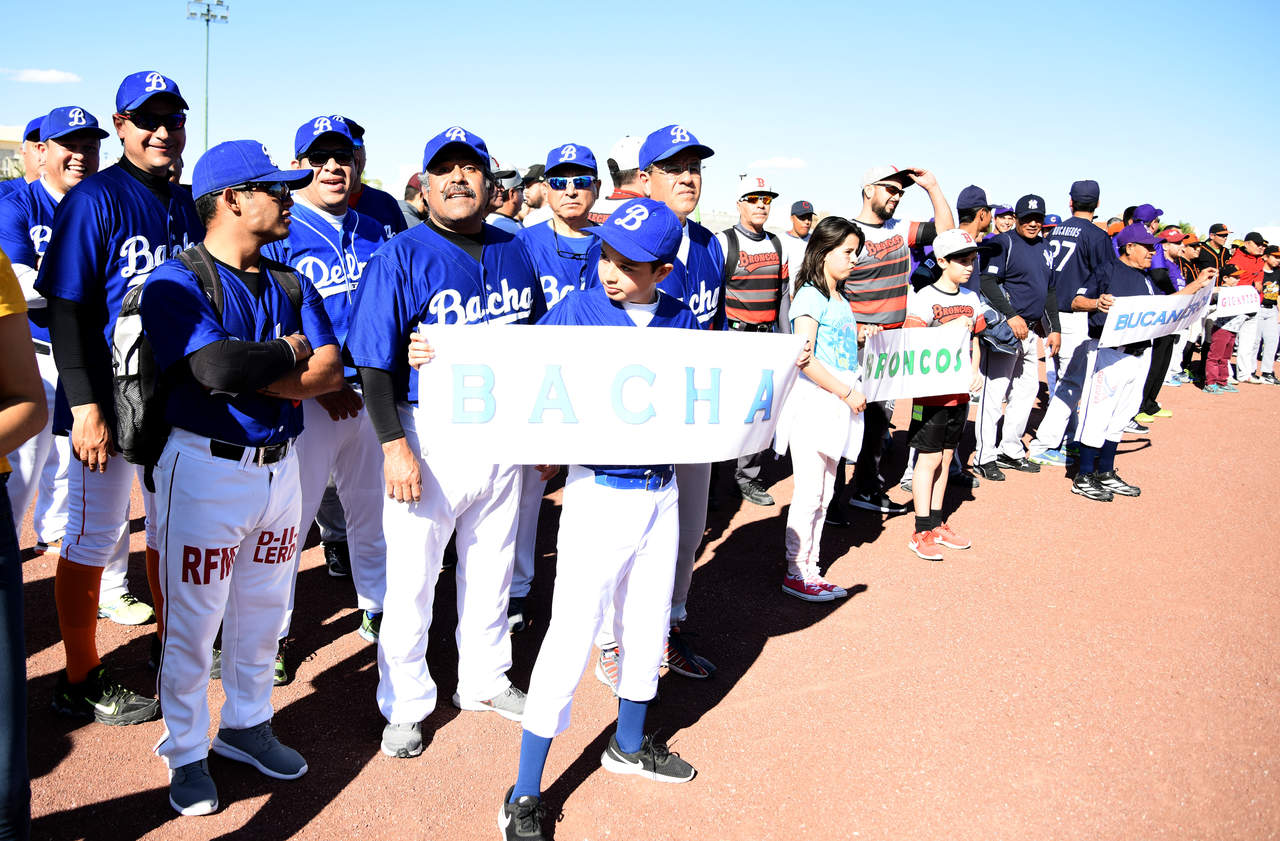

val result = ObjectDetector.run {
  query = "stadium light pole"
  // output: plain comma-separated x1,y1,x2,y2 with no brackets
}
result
186,0,230,152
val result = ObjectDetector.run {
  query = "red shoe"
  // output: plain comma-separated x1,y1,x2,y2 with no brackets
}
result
781,574,835,602
813,577,848,599
908,530,943,561
933,522,971,550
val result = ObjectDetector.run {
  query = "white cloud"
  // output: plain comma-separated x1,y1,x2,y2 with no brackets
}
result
746,157,807,170
2,68,82,84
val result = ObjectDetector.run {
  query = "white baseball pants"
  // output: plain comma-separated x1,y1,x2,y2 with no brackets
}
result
671,461,710,624
280,397,387,637
4,351,70,545
153,429,299,770
1028,313,1090,456
1077,346,1151,448
60,450,154,603
376,405,519,725
975,332,1040,464
512,465,546,600
522,466,678,738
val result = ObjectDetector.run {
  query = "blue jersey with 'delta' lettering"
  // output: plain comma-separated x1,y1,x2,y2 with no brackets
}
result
345,221,546,403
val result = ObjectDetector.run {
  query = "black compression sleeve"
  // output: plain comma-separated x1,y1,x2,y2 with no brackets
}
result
358,367,404,444
1043,290,1061,333
1150,268,1175,295
979,273,1017,318
187,339,296,393
47,296,112,407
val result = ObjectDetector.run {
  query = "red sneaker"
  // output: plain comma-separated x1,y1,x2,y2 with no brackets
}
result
781,575,835,602
908,530,944,561
933,522,971,550
813,577,848,599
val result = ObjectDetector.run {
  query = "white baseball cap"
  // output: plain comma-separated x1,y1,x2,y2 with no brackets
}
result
738,173,777,198
862,165,914,189
606,136,643,174
932,228,980,260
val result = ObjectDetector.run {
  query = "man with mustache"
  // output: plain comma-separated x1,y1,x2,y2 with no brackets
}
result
0,106,106,560
36,71,203,726
345,126,545,760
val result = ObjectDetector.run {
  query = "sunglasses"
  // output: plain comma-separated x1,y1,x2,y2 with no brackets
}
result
234,181,292,201
652,160,702,176
740,195,773,206
878,184,905,197
547,175,595,191
122,111,187,132
305,149,354,167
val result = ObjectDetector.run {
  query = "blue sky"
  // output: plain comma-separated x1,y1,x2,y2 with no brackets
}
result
3,0,1278,234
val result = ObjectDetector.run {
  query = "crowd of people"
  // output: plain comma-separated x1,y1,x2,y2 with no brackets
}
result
0,68,1274,841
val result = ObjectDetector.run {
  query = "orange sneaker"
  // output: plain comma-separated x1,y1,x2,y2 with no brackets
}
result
934,522,971,550
908,530,943,561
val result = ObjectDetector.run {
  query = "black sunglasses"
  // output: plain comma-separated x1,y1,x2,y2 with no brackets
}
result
305,149,354,167
122,111,187,132
233,182,292,201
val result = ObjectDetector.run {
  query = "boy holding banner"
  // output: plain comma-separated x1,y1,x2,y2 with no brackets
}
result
499,197,698,841
902,230,985,560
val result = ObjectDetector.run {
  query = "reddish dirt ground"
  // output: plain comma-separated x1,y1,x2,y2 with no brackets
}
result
18,379,1280,841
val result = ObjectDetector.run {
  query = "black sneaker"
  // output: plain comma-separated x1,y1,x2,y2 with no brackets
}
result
847,491,911,515
274,639,292,686
995,454,1041,473
600,734,696,783
323,541,351,577
498,786,548,840
1071,473,1114,502
1094,470,1140,497
972,462,1006,482
737,480,775,506
1123,420,1150,435
52,665,160,725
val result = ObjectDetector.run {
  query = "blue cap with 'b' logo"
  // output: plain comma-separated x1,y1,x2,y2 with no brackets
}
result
40,106,108,142
638,125,715,170
422,126,490,172
115,71,188,112
544,142,597,176
193,139,314,199
588,197,683,263
294,115,355,158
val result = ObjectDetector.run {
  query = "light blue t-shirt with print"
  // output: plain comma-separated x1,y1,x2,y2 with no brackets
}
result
790,284,859,372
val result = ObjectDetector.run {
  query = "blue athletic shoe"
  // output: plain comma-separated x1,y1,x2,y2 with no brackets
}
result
1028,448,1069,468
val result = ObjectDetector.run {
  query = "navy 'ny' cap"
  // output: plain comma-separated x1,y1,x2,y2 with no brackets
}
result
422,126,489,172
1015,194,1046,219
294,115,355,159
589,198,683,263
639,125,714,170
115,71,188,112
192,140,313,200
40,106,108,142
545,142,597,176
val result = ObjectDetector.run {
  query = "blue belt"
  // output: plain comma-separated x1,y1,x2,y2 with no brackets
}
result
593,469,674,491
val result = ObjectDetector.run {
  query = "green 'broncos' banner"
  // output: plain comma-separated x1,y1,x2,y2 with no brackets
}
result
860,323,972,402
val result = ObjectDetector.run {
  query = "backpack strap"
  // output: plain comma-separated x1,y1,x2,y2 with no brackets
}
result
263,258,304,312
176,243,225,317
766,231,784,275
721,227,740,287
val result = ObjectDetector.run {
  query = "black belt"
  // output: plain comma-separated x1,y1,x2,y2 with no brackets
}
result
210,439,290,466
726,319,773,333
345,374,362,385
33,340,51,356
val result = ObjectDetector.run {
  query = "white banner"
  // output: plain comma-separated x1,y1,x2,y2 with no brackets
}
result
1211,285,1261,318
1099,287,1213,347
411,325,805,464
859,323,973,402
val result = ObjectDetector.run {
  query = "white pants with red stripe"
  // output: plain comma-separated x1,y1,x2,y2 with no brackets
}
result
60,450,154,603
153,429,299,770
522,466,678,738
376,405,519,725
280,397,387,637
4,351,70,545
1077,346,1151,447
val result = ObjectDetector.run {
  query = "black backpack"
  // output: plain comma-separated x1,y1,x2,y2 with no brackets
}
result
111,243,302,489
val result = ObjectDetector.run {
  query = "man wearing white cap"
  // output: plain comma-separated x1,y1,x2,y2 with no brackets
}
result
487,160,524,235
589,135,645,225
716,173,788,506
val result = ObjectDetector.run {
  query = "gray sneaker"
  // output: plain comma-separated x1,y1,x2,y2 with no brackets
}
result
169,758,218,816
452,685,525,722
211,721,307,780
380,722,424,758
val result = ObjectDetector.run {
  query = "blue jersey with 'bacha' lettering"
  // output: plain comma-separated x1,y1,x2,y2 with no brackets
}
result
344,221,546,403
0,178,60,341
517,219,594,311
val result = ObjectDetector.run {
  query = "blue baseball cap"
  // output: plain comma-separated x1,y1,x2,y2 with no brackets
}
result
1015,194,1046,219
1133,203,1163,223
589,197,683,263
1115,222,1158,250
115,71,188,112
294,116,355,159
638,125,714,170
23,117,44,143
192,140,313,200
1043,214,1061,228
956,185,990,211
422,126,489,172
1069,179,1100,203
545,142,597,176
40,106,109,143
